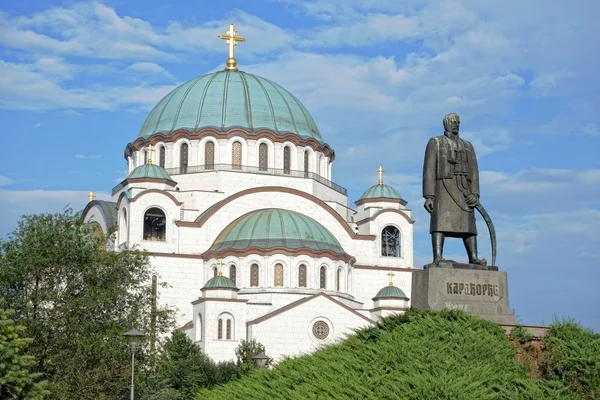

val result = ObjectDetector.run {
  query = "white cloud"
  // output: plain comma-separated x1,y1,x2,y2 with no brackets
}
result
0,176,11,187
34,122,41,128
63,109,83,118
128,62,168,74
74,154,102,160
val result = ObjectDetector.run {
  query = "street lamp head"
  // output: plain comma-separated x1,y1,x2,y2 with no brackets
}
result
123,328,145,350
252,353,271,369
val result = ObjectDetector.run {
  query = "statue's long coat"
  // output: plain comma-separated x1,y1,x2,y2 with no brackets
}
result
423,133,479,236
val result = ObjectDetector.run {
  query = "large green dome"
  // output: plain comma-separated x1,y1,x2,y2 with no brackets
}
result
208,209,344,254
138,70,323,143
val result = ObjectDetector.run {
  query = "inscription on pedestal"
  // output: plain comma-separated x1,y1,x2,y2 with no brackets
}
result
412,267,516,325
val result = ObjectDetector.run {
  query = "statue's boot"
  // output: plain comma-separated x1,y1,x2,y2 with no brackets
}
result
432,232,446,263
464,235,487,266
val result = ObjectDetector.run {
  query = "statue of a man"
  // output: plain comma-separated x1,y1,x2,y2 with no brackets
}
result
422,113,486,266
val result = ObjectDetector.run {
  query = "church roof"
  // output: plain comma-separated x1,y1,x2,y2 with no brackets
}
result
358,184,404,201
127,164,174,182
202,275,238,290
137,70,323,143
373,285,409,300
207,208,344,254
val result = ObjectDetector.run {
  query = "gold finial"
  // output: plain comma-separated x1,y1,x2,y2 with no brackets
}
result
218,23,245,71
377,166,385,185
146,144,154,165
216,259,224,276
88,191,96,202
387,270,395,286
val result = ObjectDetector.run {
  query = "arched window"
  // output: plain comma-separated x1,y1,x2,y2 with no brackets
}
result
319,266,326,289
298,264,307,287
144,148,148,164
250,264,259,287
232,141,242,170
283,146,291,174
159,146,166,168
229,265,237,286
381,226,401,257
212,266,217,278
143,208,166,241
274,264,284,287
226,319,232,340
196,313,202,342
180,143,188,174
217,318,223,339
336,268,342,291
205,141,215,169
303,150,309,177
259,143,268,171
120,209,128,244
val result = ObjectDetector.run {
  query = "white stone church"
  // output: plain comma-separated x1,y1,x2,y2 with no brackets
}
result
80,24,417,363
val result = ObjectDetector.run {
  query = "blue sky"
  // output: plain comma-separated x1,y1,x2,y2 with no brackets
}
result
1,0,599,331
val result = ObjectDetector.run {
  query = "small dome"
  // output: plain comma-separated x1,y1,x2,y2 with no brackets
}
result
208,208,344,254
373,285,409,300
127,164,174,181
138,70,323,143
358,184,404,201
202,275,237,290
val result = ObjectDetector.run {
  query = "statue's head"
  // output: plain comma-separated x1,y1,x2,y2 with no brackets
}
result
443,113,460,135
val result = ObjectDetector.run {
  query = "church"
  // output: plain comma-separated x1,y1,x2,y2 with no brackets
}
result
79,24,417,363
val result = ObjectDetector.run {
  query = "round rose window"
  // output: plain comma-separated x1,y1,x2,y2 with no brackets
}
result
312,321,330,340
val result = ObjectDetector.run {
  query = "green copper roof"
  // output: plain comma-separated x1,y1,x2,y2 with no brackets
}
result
373,285,409,300
359,184,404,201
209,209,344,254
202,275,237,290
127,164,174,181
138,70,323,143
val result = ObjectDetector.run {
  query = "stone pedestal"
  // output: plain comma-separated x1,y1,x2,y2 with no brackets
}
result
411,266,516,325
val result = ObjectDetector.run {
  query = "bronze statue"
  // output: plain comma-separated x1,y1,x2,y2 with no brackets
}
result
423,113,496,268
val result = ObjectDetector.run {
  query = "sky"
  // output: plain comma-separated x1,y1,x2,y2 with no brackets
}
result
1,0,599,331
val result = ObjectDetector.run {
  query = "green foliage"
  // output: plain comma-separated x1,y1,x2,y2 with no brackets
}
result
196,309,571,400
0,210,176,399
0,306,49,399
138,330,241,399
510,324,535,344
234,338,266,373
542,319,600,398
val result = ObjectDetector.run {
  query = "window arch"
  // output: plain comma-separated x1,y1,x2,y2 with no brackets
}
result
144,148,148,164
319,266,326,289
303,150,309,177
196,313,202,342
143,207,166,241
336,268,342,291
218,313,234,340
259,143,268,171
229,265,237,286
283,146,291,174
298,264,307,287
212,266,217,278
226,319,232,340
119,208,128,244
217,318,223,339
232,141,242,170
205,141,215,169
180,143,189,174
250,264,259,287
274,263,284,287
159,146,166,168
381,226,401,257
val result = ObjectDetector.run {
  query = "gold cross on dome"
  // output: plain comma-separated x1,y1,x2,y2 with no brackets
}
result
377,166,385,185
387,270,395,286
88,191,96,202
216,259,224,276
218,23,245,70
146,145,154,165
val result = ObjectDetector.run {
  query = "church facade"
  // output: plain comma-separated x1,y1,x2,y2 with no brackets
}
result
80,24,417,363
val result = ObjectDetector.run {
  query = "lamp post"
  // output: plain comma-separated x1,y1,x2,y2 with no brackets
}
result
123,328,144,400
252,353,271,369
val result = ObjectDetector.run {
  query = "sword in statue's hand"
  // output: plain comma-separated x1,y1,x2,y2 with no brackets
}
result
463,191,497,267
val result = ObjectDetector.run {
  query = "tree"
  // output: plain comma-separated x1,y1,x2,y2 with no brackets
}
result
234,339,266,373
138,330,241,399
0,210,175,399
0,306,49,399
